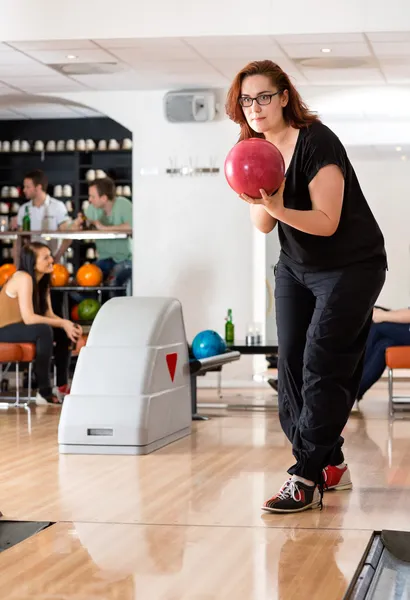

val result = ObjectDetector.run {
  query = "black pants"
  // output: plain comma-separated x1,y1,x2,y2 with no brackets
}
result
274,259,386,483
0,323,71,392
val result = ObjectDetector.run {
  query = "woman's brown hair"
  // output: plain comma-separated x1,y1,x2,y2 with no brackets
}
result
225,60,320,141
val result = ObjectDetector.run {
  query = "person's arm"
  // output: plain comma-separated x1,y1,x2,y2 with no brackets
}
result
53,202,83,262
15,273,80,342
16,273,66,327
249,165,344,237
91,222,132,232
249,205,277,234
92,199,133,232
44,291,83,336
373,307,410,324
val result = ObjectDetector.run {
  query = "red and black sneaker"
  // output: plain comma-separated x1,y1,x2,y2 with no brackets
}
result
323,464,352,491
262,477,322,513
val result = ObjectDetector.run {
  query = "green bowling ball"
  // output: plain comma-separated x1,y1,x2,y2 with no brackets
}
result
77,298,101,321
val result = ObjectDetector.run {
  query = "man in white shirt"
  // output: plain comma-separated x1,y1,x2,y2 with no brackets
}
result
16,169,80,263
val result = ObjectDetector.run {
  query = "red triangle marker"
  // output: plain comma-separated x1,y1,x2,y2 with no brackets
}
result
166,353,178,382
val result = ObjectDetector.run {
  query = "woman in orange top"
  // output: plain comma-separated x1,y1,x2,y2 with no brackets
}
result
0,242,82,404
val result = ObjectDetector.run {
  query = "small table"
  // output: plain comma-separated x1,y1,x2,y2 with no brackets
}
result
189,351,241,420
197,340,279,413
227,340,278,354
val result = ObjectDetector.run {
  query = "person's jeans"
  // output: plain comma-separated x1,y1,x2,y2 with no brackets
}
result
358,322,410,399
95,258,132,296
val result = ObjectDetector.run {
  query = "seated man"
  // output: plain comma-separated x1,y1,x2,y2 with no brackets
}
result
85,177,132,295
15,169,80,264
357,306,410,401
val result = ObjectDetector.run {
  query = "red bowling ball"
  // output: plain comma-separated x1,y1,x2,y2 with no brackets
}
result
224,138,285,199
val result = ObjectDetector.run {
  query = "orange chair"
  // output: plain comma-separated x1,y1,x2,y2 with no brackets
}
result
385,346,410,417
0,342,36,408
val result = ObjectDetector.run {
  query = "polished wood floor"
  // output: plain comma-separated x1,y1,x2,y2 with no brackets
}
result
1,381,410,599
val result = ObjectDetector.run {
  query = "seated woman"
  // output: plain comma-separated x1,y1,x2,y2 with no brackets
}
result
0,242,82,404
357,306,410,401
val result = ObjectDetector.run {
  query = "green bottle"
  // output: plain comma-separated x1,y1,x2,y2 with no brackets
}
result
22,205,31,232
225,308,235,343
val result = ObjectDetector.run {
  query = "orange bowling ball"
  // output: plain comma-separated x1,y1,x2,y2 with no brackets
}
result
0,263,16,287
76,263,103,287
51,263,70,287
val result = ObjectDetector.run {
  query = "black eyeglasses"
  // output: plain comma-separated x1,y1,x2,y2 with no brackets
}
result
239,92,280,107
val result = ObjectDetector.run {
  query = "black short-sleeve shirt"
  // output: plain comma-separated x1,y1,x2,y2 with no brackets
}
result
278,121,387,271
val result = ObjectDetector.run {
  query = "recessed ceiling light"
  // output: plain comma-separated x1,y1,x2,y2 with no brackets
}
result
401,155,407,161
396,146,402,151
321,48,332,53
66,54,78,60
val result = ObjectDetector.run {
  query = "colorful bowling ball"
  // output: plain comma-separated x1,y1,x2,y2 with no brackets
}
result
76,263,103,287
51,263,69,287
0,263,16,287
192,330,227,360
77,298,101,321
71,304,79,321
224,138,285,199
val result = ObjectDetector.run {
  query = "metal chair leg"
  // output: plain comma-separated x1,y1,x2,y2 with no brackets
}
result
217,369,222,399
15,362,20,406
27,362,33,402
388,368,394,418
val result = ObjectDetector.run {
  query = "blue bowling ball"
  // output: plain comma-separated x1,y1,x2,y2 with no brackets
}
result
192,330,227,360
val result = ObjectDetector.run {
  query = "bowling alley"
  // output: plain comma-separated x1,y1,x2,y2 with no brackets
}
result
1,3,410,599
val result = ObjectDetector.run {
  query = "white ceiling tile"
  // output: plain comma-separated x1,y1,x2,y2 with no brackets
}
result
70,72,146,90
9,40,98,51
366,32,410,42
184,36,285,59
371,42,410,57
282,42,371,59
0,76,87,93
0,64,57,77
0,51,42,65
212,57,305,81
301,67,385,84
0,87,24,96
186,43,284,60
0,108,28,119
275,33,365,44
116,59,218,75
109,45,198,62
94,37,188,49
69,106,103,117
21,48,117,65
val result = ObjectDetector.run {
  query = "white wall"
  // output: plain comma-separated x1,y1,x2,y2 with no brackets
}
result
57,89,256,382
349,158,410,309
2,0,410,39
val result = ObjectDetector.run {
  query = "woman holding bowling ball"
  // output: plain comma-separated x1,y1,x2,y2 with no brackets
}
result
0,242,82,404
225,60,387,514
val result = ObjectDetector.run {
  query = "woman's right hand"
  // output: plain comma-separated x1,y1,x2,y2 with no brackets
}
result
62,319,82,342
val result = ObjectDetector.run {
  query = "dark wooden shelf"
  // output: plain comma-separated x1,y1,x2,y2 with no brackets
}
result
0,117,132,281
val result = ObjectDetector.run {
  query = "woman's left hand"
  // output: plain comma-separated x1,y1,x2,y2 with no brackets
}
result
239,178,286,218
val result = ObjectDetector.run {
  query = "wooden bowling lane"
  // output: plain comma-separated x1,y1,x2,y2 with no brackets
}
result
0,521,371,600
2,403,410,534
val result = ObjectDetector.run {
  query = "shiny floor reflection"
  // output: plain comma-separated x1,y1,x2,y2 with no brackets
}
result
0,522,371,600
0,382,408,598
